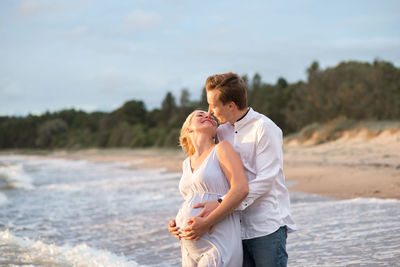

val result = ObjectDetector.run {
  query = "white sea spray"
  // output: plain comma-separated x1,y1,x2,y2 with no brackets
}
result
0,230,138,267
0,162,34,190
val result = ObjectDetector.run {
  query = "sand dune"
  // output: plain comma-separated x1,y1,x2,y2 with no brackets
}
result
284,128,400,199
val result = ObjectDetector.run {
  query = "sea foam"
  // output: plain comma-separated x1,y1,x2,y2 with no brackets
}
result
0,163,34,190
0,230,138,267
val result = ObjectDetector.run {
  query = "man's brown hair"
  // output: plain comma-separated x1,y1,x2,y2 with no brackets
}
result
205,72,247,110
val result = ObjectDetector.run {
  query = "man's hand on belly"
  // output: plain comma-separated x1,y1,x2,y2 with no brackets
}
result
192,201,219,218
180,201,220,240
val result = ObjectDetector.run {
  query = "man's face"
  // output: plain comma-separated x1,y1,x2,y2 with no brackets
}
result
206,90,231,124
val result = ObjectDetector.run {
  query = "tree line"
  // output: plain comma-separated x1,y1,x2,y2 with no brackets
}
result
1,59,399,149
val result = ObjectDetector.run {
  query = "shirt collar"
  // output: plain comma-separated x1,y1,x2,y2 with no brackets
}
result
236,107,250,122
233,107,254,128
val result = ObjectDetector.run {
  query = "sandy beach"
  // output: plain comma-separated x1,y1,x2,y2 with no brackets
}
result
283,128,400,199
2,128,399,200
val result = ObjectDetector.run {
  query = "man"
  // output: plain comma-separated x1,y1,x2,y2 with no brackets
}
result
169,72,296,267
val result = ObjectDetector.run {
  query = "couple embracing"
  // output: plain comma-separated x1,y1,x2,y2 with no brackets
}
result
168,72,296,267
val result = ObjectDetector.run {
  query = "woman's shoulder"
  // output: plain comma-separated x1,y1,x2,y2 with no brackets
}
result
215,141,235,157
216,140,232,148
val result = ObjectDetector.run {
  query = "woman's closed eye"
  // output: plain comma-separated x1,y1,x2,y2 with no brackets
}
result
196,113,208,118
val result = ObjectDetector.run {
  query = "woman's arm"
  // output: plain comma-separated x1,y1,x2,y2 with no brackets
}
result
168,219,181,240
182,141,248,240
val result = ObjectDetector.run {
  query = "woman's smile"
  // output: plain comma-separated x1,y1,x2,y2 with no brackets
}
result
201,118,217,126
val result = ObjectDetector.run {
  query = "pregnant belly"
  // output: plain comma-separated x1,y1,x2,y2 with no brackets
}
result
175,202,202,229
175,201,222,264
175,193,220,229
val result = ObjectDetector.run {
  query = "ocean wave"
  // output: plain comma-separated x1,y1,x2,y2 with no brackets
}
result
0,230,138,267
0,192,7,206
341,197,400,203
0,162,34,190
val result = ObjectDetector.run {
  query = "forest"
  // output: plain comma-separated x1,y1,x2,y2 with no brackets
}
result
1,59,399,149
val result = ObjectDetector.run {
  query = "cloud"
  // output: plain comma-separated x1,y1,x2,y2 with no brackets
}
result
68,26,89,38
14,0,93,18
124,9,162,31
15,0,55,17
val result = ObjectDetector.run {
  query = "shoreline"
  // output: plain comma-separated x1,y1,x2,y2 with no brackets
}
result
2,130,399,200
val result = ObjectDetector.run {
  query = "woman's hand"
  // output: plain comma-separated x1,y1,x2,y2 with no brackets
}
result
168,219,181,240
181,216,212,241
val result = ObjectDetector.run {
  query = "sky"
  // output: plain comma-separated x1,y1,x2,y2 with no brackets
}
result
1,0,399,116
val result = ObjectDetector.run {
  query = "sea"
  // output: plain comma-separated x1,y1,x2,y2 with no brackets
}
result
0,155,399,267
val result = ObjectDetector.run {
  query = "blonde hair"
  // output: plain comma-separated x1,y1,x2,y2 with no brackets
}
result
179,110,203,156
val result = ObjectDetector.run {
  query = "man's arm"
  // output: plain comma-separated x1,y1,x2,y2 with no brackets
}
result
192,123,282,214
235,122,283,211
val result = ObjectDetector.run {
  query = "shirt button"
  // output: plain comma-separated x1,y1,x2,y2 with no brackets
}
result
235,131,238,134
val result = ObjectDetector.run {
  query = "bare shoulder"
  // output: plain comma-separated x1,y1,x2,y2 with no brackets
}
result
215,141,236,158
215,141,242,177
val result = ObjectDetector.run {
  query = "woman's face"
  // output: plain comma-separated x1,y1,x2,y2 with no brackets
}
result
189,111,217,133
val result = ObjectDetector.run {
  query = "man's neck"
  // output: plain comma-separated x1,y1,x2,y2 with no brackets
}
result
229,107,249,125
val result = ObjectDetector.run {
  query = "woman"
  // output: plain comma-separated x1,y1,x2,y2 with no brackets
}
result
168,110,248,266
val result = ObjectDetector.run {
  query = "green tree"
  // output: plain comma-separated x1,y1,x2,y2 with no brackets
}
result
180,89,190,108
198,87,208,110
35,118,68,148
117,100,147,125
160,91,178,127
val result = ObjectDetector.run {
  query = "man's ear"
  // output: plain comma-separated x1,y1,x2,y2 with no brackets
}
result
228,101,237,110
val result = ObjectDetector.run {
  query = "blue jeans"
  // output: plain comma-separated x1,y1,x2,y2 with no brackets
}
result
242,226,288,267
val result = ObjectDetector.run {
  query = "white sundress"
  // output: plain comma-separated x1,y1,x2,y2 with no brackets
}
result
175,146,242,267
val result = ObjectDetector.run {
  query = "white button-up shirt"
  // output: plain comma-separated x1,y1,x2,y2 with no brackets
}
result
217,108,296,240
